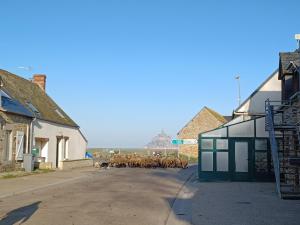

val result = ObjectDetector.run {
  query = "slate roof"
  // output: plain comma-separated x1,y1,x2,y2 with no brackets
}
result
223,116,233,122
0,69,78,127
279,51,300,79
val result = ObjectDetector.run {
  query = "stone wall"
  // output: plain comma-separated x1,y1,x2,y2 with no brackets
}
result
0,112,31,172
282,97,300,185
178,108,226,158
179,144,198,158
60,159,93,170
282,98,300,157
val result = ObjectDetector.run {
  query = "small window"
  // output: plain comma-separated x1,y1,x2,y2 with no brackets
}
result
202,152,214,171
26,102,40,114
201,139,213,150
217,152,229,171
55,109,65,118
216,139,228,150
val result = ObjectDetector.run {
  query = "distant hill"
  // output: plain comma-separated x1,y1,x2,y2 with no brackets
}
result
145,130,178,150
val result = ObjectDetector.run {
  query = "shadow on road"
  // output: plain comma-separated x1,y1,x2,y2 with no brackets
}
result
152,164,199,225
0,201,41,225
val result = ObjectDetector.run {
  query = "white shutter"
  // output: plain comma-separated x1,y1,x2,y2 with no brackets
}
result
16,131,24,160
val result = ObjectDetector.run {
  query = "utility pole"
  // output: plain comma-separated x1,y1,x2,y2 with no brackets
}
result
296,34,300,50
235,75,241,107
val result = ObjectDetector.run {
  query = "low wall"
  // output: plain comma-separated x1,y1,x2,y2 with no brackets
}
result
61,159,93,170
179,144,198,158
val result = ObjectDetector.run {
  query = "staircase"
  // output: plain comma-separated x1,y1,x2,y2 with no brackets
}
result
266,99,300,199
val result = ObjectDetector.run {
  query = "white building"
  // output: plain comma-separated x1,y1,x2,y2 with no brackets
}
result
0,72,87,169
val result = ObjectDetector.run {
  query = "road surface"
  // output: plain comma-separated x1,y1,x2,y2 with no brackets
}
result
0,166,196,225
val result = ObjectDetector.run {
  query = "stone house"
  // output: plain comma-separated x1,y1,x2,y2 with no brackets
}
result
0,85,34,172
0,70,88,170
177,107,228,158
266,49,300,198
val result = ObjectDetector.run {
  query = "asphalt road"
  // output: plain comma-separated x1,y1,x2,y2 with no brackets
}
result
0,166,196,225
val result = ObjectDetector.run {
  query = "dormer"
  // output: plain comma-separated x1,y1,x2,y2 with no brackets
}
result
279,51,300,100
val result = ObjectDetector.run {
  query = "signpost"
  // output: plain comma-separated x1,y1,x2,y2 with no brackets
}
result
172,139,184,145
172,139,198,145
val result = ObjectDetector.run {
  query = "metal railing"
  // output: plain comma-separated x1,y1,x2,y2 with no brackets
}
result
265,99,282,198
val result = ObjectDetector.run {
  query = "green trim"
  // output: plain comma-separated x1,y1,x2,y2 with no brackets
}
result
200,115,266,138
199,136,274,182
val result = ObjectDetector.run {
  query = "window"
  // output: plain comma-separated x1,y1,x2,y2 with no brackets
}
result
217,152,229,171
63,137,69,159
216,139,228,150
201,152,213,171
201,139,213,150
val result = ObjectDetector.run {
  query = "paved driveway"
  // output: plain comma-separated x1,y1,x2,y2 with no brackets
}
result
0,166,195,225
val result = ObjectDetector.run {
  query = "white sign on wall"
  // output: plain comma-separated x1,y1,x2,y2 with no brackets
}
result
172,139,198,145
182,139,198,145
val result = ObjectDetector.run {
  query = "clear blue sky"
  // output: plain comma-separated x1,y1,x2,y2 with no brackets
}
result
0,0,299,147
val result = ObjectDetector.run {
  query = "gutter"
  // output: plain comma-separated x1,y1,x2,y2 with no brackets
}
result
234,111,266,116
29,118,37,153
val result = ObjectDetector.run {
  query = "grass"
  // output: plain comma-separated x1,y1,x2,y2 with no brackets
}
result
0,168,55,179
2,174,18,179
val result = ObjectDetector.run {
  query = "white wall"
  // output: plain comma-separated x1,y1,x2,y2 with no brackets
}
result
236,71,281,115
33,119,87,168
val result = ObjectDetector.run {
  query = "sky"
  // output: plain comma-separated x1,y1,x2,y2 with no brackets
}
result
0,0,299,148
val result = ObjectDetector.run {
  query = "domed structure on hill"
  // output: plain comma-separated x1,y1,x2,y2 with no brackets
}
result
145,130,177,150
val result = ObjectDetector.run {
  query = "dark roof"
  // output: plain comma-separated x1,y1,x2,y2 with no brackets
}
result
0,69,78,127
223,116,232,122
279,51,300,79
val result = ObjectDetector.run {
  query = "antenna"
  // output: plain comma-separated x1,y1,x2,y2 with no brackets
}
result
235,75,241,106
17,66,33,71
296,34,300,50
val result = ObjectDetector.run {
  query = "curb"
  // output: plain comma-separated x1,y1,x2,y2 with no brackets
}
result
165,169,198,225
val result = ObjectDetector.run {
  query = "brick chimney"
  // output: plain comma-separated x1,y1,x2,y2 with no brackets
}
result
33,74,46,91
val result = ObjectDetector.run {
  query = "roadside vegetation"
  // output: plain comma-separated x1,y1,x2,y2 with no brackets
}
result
0,169,55,179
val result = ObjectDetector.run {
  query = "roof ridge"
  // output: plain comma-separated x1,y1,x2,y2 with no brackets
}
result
204,107,227,123
235,69,279,112
0,69,78,127
0,69,35,85
177,106,226,136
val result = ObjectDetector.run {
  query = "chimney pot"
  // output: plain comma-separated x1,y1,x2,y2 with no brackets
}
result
33,74,46,91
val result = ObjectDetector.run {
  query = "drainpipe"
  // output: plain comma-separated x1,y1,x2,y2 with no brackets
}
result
29,118,37,154
26,124,30,154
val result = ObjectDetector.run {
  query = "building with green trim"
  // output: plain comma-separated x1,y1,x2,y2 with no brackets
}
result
198,70,282,181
